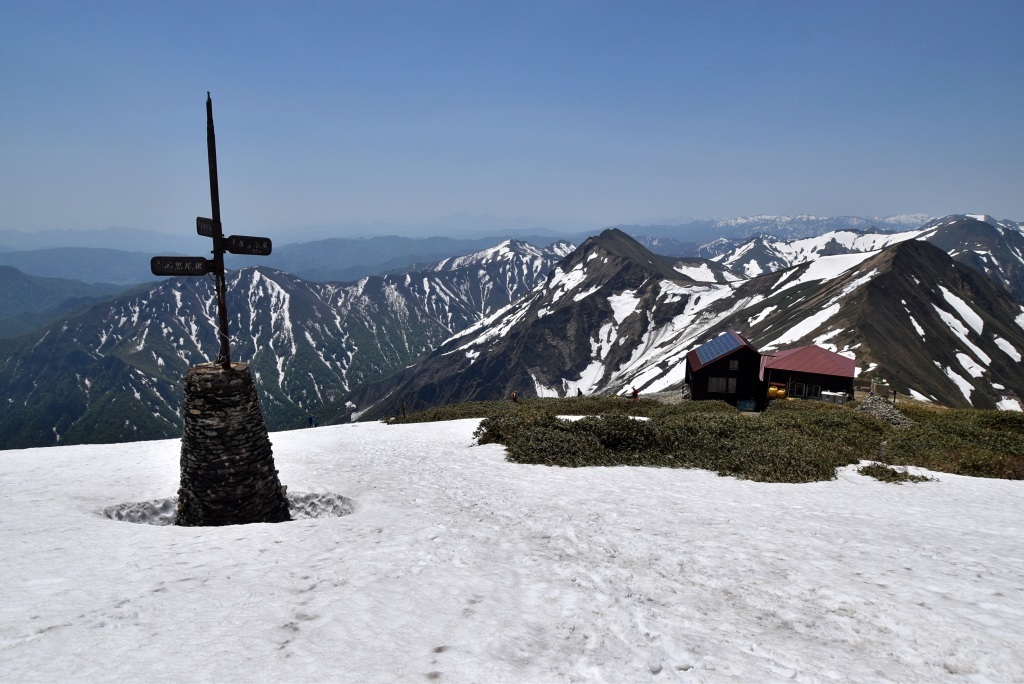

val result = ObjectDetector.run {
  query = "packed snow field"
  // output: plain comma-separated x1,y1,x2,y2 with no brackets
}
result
2,420,1023,682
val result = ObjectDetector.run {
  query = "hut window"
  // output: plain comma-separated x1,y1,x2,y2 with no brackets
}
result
729,360,739,370
708,377,738,393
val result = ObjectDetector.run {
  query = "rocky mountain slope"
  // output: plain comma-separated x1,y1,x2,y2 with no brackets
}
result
4,216,1023,447
717,240,1024,409
918,215,1024,302
349,229,701,418
0,239,570,448
348,230,1024,419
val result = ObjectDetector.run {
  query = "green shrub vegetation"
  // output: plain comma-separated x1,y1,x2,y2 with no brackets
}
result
882,408,1024,479
858,463,933,484
394,396,1024,483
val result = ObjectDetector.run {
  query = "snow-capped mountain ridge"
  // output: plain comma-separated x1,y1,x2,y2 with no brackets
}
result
349,229,1024,418
935,214,1022,233
430,239,574,271
711,229,926,278
707,214,1024,303
4,215,1024,449
0,240,571,449
622,214,934,244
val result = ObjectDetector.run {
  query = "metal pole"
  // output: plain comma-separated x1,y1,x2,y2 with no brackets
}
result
206,92,231,369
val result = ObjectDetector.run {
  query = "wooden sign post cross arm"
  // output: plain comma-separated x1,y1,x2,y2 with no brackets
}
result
149,93,273,371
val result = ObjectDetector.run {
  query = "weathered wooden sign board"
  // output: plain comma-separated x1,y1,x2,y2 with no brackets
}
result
151,256,214,276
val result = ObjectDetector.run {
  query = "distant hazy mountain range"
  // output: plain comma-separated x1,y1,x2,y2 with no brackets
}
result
2,213,1023,449
619,214,934,252
0,215,937,284
0,227,200,253
0,266,132,338
0,235,542,285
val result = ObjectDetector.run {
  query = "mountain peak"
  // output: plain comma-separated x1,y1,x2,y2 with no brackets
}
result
923,213,1021,233
575,228,689,282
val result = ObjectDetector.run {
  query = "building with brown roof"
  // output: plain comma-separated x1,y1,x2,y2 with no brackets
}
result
683,334,857,409
759,345,856,402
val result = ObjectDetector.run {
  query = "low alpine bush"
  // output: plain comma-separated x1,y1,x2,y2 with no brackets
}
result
884,410,1024,479
397,396,1024,481
858,463,933,484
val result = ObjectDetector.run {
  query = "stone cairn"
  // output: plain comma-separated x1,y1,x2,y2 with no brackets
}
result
856,393,915,428
176,362,290,526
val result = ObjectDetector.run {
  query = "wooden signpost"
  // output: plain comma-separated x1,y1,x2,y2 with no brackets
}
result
151,93,272,370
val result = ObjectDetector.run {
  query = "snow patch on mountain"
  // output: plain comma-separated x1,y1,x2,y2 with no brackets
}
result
994,337,1022,362
908,389,933,402
763,304,841,350
812,328,843,351
939,286,984,334
956,353,986,379
997,397,1022,411
449,297,530,348
548,264,588,303
673,262,726,282
833,269,878,302
775,252,877,295
932,305,991,366
774,230,924,266
568,322,619,396
572,284,602,302
532,374,559,398
741,260,765,278
938,362,975,402
748,305,777,327
608,292,641,324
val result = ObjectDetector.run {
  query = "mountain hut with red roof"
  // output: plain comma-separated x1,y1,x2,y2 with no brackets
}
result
683,332,857,410
759,345,856,403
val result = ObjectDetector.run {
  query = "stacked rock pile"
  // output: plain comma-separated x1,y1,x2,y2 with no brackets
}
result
856,393,915,428
176,362,291,526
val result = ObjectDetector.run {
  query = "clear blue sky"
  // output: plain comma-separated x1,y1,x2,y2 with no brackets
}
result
2,0,1022,237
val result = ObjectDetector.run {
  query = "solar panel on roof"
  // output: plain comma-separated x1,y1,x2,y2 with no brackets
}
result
694,332,744,365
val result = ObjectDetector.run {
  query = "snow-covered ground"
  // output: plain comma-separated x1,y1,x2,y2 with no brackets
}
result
2,419,1023,682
